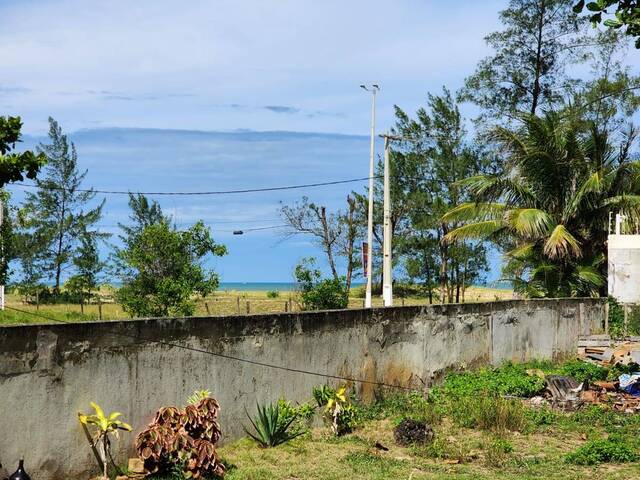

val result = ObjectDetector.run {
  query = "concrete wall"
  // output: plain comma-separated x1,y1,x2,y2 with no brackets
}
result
0,298,603,479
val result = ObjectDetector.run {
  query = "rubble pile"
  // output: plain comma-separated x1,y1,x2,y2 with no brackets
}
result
526,336,640,413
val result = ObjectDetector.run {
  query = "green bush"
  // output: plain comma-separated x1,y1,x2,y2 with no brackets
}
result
558,360,607,382
430,362,546,401
294,258,348,310
566,435,638,465
266,290,280,299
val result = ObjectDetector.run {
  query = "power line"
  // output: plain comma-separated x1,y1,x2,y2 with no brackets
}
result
10,176,378,197
3,305,415,392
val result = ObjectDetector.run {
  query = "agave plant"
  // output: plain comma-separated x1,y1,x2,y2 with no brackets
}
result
443,112,640,297
78,402,132,479
244,401,303,447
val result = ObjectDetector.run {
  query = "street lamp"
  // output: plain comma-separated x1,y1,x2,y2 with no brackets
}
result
360,84,379,308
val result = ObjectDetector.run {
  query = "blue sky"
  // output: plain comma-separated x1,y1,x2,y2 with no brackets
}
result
1,0,637,283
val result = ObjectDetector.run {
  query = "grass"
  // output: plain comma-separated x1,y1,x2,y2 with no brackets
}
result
216,361,640,479
0,285,513,325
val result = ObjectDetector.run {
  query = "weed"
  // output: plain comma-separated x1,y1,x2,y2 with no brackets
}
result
417,436,473,463
565,435,638,465
450,395,527,432
524,406,558,430
557,360,607,382
244,401,304,447
266,290,280,299
483,437,514,468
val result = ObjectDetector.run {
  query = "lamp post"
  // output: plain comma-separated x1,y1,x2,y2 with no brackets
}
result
360,84,379,308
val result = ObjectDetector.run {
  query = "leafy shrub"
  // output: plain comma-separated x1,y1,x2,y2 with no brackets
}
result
525,406,558,428
393,418,434,446
566,435,638,465
322,385,359,435
276,399,315,434
558,360,607,382
608,296,625,338
266,290,280,299
450,395,527,432
430,362,545,401
312,385,336,407
135,396,225,479
294,258,348,310
244,401,304,447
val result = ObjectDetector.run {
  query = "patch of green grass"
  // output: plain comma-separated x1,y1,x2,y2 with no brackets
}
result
430,362,546,401
341,452,407,477
483,437,514,468
565,435,638,465
359,391,442,425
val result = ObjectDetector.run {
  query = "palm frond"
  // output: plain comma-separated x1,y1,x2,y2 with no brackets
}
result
441,202,505,223
543,224,581,259
506,208,554,238
442,220,504,244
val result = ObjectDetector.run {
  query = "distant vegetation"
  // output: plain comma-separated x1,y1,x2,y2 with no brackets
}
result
2,0,640,322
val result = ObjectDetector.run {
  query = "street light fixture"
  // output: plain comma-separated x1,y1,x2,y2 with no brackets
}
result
360,84,379,308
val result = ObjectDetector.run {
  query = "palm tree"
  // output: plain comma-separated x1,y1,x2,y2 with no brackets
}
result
443,112,640,297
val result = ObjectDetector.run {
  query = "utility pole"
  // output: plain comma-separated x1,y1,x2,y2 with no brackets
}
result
360,84,379,308
0,197,4,310
379,133,409,307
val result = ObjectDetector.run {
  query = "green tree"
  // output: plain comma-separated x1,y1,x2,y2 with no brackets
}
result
116,221,227,317
0,116,47,187
391,88,490,303
0,116,46,289
19,117,105,293
67,232,105,306
118,193,170,246
460,0,594,125
574,0,640,47
443,112,640,297
294,257,349,311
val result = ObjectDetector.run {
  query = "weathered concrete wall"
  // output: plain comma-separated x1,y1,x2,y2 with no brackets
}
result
0,298,603,479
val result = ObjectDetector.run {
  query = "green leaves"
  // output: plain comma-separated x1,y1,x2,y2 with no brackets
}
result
244,401,304,447
0,116,47,188
117,220,227,317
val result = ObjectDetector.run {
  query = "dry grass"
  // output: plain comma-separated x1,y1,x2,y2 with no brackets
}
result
218,418,640,480
0,286,513,325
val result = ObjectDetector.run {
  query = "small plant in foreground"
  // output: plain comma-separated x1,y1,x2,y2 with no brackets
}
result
566,435,638,465
78,402,132,479
136,394,225,478
244,401,304,447
483,437,514,468
323,385,359,435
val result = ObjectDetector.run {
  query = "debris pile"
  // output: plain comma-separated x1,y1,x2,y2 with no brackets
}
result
526,336,640,413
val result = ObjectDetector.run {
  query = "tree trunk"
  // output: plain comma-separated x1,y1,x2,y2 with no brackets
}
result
531,0,546,115
319,206,339,281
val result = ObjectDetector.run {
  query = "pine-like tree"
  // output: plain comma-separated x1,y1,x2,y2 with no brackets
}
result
19,117,105,293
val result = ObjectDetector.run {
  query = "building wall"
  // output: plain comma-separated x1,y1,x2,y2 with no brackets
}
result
608,234,640,304
0,299,604,479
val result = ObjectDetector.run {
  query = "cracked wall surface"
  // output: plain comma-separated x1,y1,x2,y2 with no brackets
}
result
0,299,604,479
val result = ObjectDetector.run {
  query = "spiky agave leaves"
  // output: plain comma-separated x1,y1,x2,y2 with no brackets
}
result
244,401,304,447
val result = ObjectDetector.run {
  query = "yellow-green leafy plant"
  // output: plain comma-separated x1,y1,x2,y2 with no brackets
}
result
78,402,132,479
323,385,359,436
